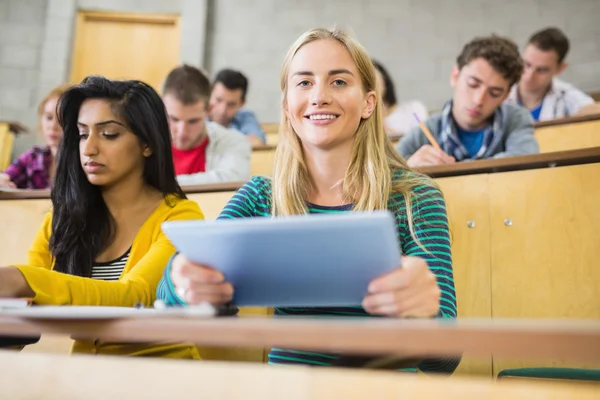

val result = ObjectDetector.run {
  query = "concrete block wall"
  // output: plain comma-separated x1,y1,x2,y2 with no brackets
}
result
0,0,47,153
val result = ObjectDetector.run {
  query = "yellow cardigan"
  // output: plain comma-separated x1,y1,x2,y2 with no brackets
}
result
14,194,204,358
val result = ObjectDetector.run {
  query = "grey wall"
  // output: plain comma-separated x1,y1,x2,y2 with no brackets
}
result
1,0,599,158
0,0,47,154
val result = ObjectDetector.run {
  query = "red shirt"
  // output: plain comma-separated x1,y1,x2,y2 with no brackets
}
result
172,137,210,175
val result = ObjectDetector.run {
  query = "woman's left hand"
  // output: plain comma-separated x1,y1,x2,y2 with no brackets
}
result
362,256,440,318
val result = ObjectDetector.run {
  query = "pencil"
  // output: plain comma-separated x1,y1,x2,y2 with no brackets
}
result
413,113,441,151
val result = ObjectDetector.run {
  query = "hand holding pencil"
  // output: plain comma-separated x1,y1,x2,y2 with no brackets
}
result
405,114,456,167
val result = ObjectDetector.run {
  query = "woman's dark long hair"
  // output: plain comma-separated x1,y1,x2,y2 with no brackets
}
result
51,76,185,277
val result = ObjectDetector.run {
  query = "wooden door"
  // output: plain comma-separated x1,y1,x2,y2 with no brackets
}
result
436,174,493,376
70,11,181,90
488,163,600,374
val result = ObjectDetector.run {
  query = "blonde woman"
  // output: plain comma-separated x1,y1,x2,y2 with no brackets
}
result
157,28,458,373
0,84,70,189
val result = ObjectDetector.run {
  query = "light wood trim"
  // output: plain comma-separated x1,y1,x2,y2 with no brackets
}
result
253,144,277,152
1,316,600,364
418,147,600,178
3,351,600,399
0,182,246,201
79,10,179,25
534,112,600,128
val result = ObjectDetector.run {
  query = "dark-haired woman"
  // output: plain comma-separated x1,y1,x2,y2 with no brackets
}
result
0,77,204,358
372,60,428,136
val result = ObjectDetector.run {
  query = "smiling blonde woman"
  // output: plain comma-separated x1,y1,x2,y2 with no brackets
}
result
158,28,459,374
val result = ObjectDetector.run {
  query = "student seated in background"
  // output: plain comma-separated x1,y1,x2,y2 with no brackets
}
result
506,27,594,121
157,28,460,374
209,68,266,147
372,60,428,136
0,84,70,189
162,65,251,186
0,77,204,357
397,35,539,167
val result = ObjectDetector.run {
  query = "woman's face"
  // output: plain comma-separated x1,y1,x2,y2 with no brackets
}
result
285,39,376,152
41,96,62,148
77,98,151,189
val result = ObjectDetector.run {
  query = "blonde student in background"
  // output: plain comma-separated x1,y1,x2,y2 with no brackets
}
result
0,84,70,189
0,77,204,357
157,28,460,373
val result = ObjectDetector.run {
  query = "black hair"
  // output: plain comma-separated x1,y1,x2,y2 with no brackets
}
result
51,76,185,277
213,69,249,102
372,60,397,108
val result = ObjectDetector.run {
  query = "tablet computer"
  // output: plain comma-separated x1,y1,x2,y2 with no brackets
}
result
161,211,401,307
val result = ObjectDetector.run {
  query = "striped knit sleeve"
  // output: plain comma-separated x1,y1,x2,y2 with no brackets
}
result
394,182,461,374
398,184,456,317
156,177,271,305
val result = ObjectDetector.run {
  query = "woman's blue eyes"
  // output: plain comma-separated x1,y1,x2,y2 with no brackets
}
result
298,79,347,87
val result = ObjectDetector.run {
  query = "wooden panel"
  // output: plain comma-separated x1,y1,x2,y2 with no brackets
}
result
21,334,72,355
489,163,600,374
3,352,600,400
187,191,236,220
0,199,51,267
437,175,492,377
0,123,15,170
70,11,180,90
536,120,600,153
251,148,276,176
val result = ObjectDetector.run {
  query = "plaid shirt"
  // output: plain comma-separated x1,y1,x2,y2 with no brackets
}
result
4,146,53,189
439,100,499,161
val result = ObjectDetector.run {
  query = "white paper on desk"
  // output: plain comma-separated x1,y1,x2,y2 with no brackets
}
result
0,187,22,192
0,304,216,320
0,298,31,309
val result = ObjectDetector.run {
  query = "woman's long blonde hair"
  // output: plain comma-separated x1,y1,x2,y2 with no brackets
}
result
272,28,436,238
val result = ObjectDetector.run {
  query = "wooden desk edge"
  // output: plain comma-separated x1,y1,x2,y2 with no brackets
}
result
1,316,600,364
418,147,600,178
2,148,600,200
0,182,246,200
534,112,600,128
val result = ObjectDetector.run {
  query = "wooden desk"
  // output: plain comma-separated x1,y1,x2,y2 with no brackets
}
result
534,114,600,153
251,144,276,176
2,351,598,400
1,316,600,364
430,148,600,376
418,146,600,178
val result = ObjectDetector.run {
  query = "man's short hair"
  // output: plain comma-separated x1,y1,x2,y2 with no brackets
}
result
213,69,249,102
456,35,524,87
528,27,570,64
162,64,211,105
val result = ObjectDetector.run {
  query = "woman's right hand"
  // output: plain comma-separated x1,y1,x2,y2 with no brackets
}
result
170,253,234,305
0,174,16,188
